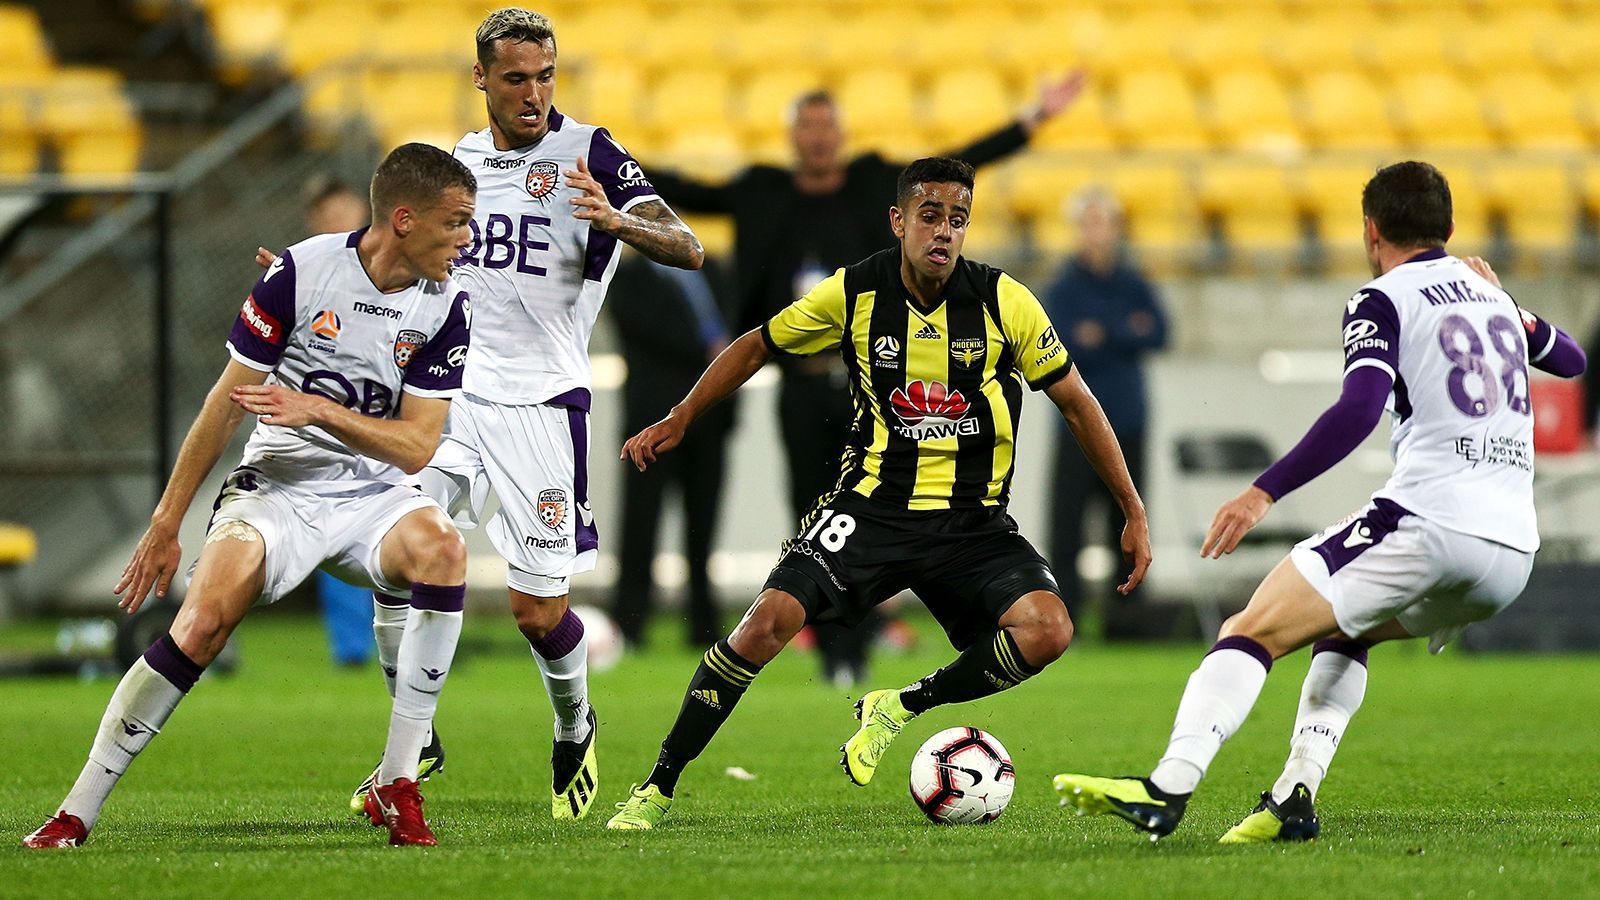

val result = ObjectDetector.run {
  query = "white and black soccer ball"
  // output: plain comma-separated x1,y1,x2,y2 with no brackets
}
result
570,604,623,672
909,726,1015,825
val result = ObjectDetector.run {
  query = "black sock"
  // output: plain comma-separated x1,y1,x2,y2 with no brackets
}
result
899,629,1043,715
646,639,762,797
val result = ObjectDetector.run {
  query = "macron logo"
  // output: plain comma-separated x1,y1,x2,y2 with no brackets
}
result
1343,523,1374,549
263,256,286,282
1347,291,1369,315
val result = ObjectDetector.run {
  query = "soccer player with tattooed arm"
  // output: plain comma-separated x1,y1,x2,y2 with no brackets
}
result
24,143,477,849
605,157,1152,830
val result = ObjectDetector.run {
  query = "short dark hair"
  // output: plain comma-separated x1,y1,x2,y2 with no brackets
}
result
896,157,975,208
476,7,556,69
369,143,477,219
1361,161,1452,248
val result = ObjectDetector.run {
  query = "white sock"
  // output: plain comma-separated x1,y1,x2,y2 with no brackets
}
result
1272,641,1368,802
1150,638,1272,796
378,586,464,785
373,595,408,699
62,651,194,830
529,608,591,743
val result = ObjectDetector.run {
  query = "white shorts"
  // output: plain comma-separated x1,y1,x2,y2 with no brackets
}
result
205,465,440,605
422,391,597,597
1290,498,1535,653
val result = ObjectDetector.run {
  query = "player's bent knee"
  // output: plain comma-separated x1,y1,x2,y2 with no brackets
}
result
729,590,805,664
510,592,567,638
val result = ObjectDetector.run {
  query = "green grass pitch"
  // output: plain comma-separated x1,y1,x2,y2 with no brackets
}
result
4,611,1597,898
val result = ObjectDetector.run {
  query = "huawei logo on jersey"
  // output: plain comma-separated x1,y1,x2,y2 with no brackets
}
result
889,380,978,441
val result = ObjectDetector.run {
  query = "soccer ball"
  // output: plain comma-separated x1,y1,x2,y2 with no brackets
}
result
570,604,623,672
908,727,1015,825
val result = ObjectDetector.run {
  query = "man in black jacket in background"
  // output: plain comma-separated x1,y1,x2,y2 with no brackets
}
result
609,254,734,648
647,73,1086,682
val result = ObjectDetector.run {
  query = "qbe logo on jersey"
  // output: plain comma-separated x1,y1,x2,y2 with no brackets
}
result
889,380,978,441
537,488,567,529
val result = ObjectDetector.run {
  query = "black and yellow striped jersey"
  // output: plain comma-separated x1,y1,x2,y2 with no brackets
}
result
761,248,1072,511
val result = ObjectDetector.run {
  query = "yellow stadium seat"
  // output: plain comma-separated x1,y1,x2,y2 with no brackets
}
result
1028,81,1116,152
0,131,38,175
721,11,825,72
303,68,379,130
0,5,52,73
1483,162,1579,252
629,12,728,70
678,213,733,257
816,10,933,71
1299,159,1381,248
1267,13,1373,79
203,0,290,84
1481,68,1588,151
1580,160,1600,221
1444,168,1492,255
641,69,735,133
1576,72,1600,146
924,70,1014,144
369,71,474,139
959,205,1015,259
657,124,746,180
1178,12,1281,77
1198,160,1301,256
1443,13,1541,80
737,66,828,143
1353,15,1448,77
1390,70,1496,149
1087,13,1192,73
56,126,142,176
1298,69,1401,150
35,68,135,140
992,8,1108,73
995,158,1098,225
282,5,381,75
1538,13,1600,78
564,62,644,137
1106,163,1199,251
371,7,478,66
1206,67,1302,154
1110,68,1207,150
837,68,920,137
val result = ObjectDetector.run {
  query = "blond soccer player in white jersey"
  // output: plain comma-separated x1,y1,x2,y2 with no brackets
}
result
258,9,705,821
1053,161,1587,843
25,143,478,849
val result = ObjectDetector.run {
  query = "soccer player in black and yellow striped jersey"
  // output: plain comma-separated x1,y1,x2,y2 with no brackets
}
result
606,157,1151,830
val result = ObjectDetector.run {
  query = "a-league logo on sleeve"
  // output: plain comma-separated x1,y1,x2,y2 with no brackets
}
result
537,488,567,529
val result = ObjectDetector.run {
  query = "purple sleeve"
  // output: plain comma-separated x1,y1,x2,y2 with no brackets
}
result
1341,287,1400,377
225,249,296,370
1520,307,1588,378
587,128,660,212
1253,366,1394,501
402,289,470,397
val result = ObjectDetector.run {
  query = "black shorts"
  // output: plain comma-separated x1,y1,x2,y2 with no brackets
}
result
763,491,1061,651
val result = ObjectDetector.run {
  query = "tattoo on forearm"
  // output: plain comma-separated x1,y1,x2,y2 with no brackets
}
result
615,200,703,268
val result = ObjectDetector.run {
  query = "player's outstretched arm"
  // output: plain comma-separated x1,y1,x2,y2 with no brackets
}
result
567,157,704,270
115,359,268,613
1045,368,1151,594
622,328,770,471
229,385,448,475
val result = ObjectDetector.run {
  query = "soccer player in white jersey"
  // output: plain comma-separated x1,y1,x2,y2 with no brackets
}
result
347,8,702,822
23,143,478,849
1054,161,1588,843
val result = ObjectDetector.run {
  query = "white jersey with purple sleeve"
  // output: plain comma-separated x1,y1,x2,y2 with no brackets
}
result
1345,248,1538,551
450,108,661,406
225,229,471,482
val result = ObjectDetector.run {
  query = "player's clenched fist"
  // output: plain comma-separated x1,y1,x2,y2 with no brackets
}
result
621,413,687,472
230,383,334,428
1201,485,1274,559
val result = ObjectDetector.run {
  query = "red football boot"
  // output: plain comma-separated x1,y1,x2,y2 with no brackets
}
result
22,812,88,848
367,778,436,847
